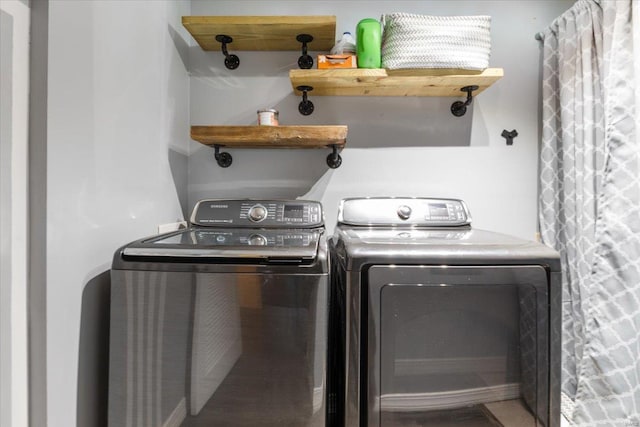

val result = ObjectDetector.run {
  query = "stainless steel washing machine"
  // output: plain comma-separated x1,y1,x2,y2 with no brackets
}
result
108,199,330,427
330,197,561,427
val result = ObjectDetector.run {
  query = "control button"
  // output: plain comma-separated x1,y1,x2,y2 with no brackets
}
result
397,205,412,220
216,235,226,243
248,234,267,246
248,205,268,222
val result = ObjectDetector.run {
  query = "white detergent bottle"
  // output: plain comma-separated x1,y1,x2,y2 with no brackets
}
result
330,31,357,54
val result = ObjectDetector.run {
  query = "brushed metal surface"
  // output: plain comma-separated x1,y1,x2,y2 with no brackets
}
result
109,269,329,427
331,219,561,427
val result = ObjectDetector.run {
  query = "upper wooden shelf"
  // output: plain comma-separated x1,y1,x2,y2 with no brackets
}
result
191,125,347,148
290,68,504,97
182,16,336,51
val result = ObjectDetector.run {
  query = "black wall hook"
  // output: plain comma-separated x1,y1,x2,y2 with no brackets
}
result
450,85,479,117
297,85,315,115
501,129,518,145
215,34,240,70
296,34,314,69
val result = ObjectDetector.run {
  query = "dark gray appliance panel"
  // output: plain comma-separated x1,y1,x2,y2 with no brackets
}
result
109,269,328,427
367,265,549,427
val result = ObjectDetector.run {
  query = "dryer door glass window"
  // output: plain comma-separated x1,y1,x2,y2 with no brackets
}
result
368,266,549,427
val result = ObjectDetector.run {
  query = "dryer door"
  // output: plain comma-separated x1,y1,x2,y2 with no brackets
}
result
367,265,549,427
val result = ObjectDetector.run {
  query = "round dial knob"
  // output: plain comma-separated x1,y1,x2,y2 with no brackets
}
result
397,205,412,220
248,234,267,246
248,205,268,222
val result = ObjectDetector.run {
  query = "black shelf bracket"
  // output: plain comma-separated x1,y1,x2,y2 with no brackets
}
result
297,85,315,116
450,85,479,117
296,34,314,69
215,34,240,70
214,145,233,168
213,143,341,169
326,144,342,169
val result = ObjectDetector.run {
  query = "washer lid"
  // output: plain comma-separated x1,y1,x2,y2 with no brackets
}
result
122,228,321,261
338,197,471,227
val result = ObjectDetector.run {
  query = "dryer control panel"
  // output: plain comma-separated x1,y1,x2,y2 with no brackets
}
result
190,199,323,228
338,197,472,227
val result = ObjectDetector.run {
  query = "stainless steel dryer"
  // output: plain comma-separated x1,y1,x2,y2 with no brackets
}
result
330,197,561,427
108,199,330,427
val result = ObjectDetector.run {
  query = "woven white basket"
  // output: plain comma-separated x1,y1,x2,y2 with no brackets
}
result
381,13,491,70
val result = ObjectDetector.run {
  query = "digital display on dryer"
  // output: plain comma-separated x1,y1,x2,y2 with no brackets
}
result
429,203,449,219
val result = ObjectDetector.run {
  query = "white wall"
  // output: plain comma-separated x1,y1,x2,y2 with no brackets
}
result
188,0,573,239
46,1,191,426
0,1,30,426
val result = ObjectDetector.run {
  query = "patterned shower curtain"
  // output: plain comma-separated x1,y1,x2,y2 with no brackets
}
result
538,1,640,426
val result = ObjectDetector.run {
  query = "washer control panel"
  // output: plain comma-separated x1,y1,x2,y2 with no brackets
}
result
338,197,471,227
191,199,323,228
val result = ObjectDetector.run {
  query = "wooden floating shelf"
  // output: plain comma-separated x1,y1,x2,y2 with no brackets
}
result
290,68,504,97
190,125,348,148
182,16,336,51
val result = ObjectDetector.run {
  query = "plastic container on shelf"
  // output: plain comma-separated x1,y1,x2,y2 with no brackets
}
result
356,18,382,68
330,31,357,54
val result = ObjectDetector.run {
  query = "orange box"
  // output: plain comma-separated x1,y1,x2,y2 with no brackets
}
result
317,54,357,69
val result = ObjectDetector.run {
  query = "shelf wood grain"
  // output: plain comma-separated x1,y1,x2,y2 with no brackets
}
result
190,125,347,148
290,68,504,96
182,16,336,51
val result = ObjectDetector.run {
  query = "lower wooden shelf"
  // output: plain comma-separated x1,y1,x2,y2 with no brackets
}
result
191,125,347,147
190,125,347,168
